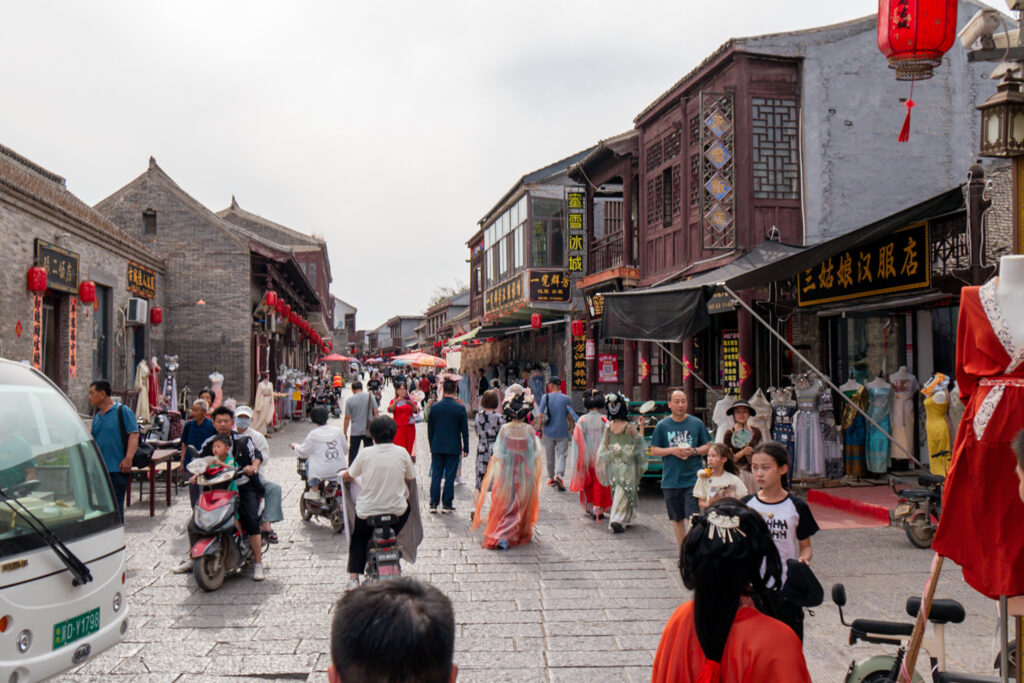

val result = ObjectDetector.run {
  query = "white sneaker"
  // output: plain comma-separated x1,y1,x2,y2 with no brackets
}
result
455,476,465,486
253,563,265,581
346,578,360,590
172,559,192,574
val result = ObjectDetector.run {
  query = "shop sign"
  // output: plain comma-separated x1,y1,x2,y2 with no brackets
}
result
68,299,77,378
584,339,596,360
528,270,570,303
484,273,525,313
706,289,736,314
34,239,79,294
585,292,605,319
567,188,586,274
797,222,930,307
127,260,157,299
31,295,42,370
721,330,740,397
571,329,587,392
598,353,619,383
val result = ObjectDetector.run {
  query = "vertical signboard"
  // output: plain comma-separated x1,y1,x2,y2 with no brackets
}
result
571,329,587,391
721,330,740,396
566,188,586,275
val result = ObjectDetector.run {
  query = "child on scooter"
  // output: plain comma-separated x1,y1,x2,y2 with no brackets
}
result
741,440,819,642
188,435,237,492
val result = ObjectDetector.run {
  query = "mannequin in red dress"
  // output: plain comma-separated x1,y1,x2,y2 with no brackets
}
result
932,266,1024,599
388,382,420,460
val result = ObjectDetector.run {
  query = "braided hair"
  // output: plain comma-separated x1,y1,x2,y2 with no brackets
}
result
681,499,782,670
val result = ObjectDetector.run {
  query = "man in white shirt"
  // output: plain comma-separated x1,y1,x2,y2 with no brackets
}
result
341,416,416,590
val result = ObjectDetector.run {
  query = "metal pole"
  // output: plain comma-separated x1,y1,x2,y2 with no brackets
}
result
720,283,920,465
1000,596,1009,683
654,341,721,399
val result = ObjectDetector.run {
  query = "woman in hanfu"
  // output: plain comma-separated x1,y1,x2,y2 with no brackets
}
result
569,390,612,521
472,390,543,550
596,392,648,533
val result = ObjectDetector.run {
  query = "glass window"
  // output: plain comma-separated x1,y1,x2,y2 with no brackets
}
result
93,286,111,381
532,221,548,267
518,195,528,222
514,226,524,270
532,197,564,219
511,201,519,227
503,210,510,235
549,220,564,267
499,236,508,275
486,249,494,283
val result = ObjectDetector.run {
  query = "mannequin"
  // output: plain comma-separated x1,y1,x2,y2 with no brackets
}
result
792,373,825,478
865,375,893,475
921,373,952,476
748,389,772,438
712,395,736,443
888,366,918,462
769,387,797,462
162,355,179,414
818,386,843,479
948,382,965,436
932,255,1024,599
209,371,224,411
252,373,276,435
148,356,161,414
134,359,151,424
839,376,868,477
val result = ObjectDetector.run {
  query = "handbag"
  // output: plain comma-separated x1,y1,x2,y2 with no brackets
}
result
118,403,154,468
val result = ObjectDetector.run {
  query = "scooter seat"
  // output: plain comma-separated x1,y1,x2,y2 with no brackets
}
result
368,514,399,528
850,618,915,636
917,473,945,486
906,597,965,624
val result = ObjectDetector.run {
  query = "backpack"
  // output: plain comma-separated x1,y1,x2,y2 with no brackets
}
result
117,403,154,469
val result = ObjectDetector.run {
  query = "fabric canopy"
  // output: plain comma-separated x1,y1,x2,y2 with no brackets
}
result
447,326,481,345
602,286,713,343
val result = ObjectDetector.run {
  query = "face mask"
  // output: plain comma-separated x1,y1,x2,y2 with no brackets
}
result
235,417,252,430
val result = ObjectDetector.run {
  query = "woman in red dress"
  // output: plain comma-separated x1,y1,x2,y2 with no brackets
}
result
388,381,420,461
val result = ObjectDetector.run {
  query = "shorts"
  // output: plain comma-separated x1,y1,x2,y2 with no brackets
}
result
663,486,699,522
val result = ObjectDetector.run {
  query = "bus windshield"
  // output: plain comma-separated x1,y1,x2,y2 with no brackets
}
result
0,374,119,558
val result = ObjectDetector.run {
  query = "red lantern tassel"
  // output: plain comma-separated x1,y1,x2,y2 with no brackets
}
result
898,81,915,143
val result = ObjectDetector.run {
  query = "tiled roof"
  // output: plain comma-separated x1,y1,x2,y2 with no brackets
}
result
217,197,323,248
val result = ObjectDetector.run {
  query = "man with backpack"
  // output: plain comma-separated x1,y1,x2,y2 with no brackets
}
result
88,379,139,522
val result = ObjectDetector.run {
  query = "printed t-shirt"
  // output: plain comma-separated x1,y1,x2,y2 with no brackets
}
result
693,471,748,502
650,415,712,489
348,443,416,518
742,493,819,584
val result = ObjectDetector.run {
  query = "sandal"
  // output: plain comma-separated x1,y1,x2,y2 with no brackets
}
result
264,531,279,544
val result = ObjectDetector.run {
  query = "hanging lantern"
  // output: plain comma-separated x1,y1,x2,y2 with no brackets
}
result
978,77,1024,158
150,307,163,325
265,291,278,308
877,0,957,141
275,299,285,314
571,319,586,337
531,313,542,329
27,266,47,294
78,280,96,304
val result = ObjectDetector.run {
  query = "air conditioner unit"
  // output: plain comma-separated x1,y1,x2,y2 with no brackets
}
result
126,298,148,326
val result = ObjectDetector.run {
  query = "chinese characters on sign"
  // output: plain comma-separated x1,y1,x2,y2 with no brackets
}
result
567,189,585,275
127,260,157,299
721,330,740,396
597,353,619,383
528,271,570,303
797,222,930,307
34,239,79,294
484,273,525,314
68,299,77,378
571,328,587,392
585,339,596,360
585,293,605,319
31,295,42,370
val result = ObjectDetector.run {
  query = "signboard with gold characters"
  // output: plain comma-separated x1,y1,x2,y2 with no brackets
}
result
528,271,570,303
721,330,740,397
571,328,587,391
567,189,585,274
127,260,157,299
34,239,79,294
484,273,525,313
797,222,930,307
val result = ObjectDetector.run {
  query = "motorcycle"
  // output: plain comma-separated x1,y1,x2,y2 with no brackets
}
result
364,513,402,581
890,468,944,549
296,457,345,533
186,458,268,591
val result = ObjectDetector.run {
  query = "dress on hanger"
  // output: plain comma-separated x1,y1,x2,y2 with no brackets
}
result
793,378,825,478
712,396,736,443
889,373,918,461
134,360,151,424
840,387,868,477
818,388,843,479
932,281,1024,598
748,389,772,438
923,394,952,476
865,383,893,474
770,389,796,462
209,372,224,411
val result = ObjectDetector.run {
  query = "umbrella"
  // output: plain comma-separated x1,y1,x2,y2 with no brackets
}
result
321,353,351,362
366,357,384,363
392,352,447,368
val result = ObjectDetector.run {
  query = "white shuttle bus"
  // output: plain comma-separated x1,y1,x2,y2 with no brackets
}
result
0,359,127,682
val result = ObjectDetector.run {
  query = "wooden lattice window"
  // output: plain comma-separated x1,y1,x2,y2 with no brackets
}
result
664,130,681,161
672,165,682,217
646,141,662,172
689,115,700,146
689,155,700,207
751,98,800,200
646,179,656,226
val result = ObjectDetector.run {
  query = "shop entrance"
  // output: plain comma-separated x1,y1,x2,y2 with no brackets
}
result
40,295,61,387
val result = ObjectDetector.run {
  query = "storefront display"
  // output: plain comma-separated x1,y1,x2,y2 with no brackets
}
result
839,379,868,477
865,378,893,474
921,373,952,476
818,387,843,479
792,374,825,478
770,387,796,461
748,389,772,438
888,367,918,462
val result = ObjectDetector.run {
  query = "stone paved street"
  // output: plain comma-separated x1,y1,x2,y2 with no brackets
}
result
55,387,1003,682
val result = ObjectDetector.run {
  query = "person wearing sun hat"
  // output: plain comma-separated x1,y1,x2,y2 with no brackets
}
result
723,399,762,495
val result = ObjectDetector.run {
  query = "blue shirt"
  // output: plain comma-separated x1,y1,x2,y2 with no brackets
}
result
181,418,216,463
91,402,139,473
538,392,579,440
427,397,470,456
651,414,712,489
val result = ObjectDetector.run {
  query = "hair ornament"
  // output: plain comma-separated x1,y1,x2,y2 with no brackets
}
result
706,510,746,544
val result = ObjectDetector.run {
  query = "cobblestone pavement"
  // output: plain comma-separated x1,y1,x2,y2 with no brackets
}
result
56,386,1003,682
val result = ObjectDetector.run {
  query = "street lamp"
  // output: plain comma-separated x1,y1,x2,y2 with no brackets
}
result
977,74,1024,157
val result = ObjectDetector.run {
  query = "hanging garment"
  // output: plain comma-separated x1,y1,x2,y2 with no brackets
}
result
865,385,892,474
818,388,844,480
472,421,543,549
923,394,952,476
770,394,797,462
162,374,178,414
792,379,825,478
712,396,736,443
251,378,276,434
209,372,224,411
148,359,160,413
134,360,151,424
596,425,648,529
841,387,869,477
948,384,966,435
889,377,918,460
933,281,1024,598
568,412,612,512
748,389,773,439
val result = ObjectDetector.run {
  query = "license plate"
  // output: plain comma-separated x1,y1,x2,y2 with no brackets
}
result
378,563,400,577
375,550,400,562
53,608,100,650
894,503,913,518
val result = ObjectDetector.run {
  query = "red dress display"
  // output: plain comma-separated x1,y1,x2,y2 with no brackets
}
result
389,397,417,460
932,281,1024,599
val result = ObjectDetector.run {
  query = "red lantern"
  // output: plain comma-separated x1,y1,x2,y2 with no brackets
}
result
275,300,285,314
78,280,96,304
530,313,542,330
150,307,163,325
877,0,957,141
27,266,47,294
571,320,586,337
265,291,278,308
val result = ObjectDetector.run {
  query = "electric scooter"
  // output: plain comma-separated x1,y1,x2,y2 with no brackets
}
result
890,467,945,549
363,513,402,581
296,457,345,533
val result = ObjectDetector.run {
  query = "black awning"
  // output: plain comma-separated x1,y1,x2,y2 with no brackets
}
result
599,185,965,342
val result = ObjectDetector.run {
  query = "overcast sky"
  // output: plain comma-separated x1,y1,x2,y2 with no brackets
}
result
1,0,896,329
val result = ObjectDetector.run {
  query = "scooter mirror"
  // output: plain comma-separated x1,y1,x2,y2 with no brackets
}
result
831,583,847,607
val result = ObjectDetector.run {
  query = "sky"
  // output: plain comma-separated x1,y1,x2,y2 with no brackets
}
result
0,0,893,329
